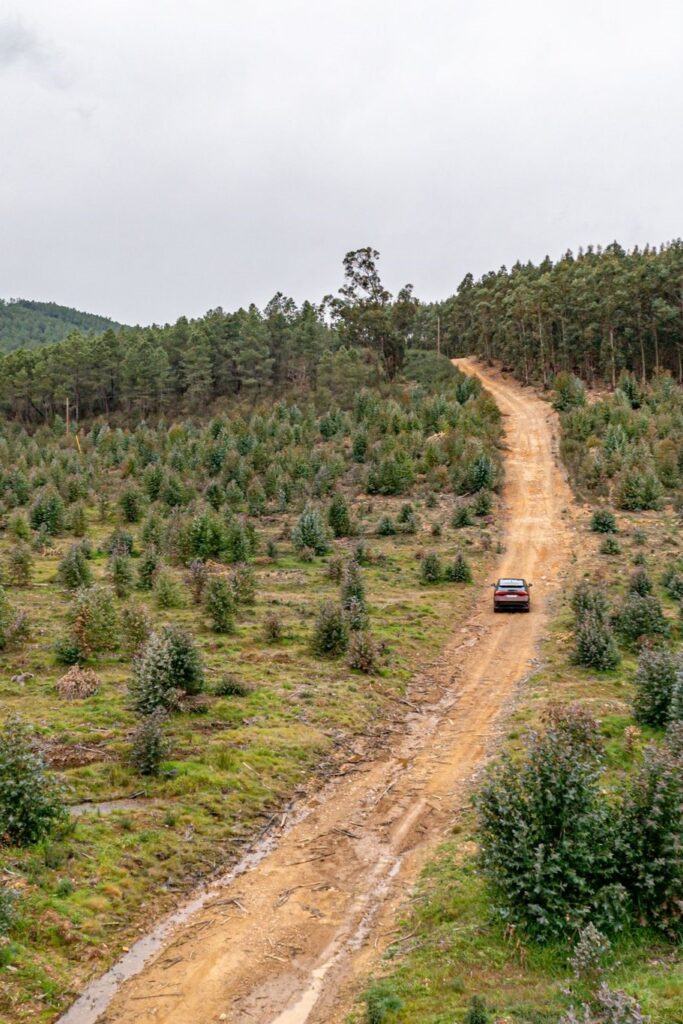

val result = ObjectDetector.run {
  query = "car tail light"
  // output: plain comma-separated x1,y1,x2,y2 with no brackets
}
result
495,590,507,597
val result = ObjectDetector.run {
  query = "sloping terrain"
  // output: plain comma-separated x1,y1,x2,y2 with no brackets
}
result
57,360,574,1024
0,299,120,353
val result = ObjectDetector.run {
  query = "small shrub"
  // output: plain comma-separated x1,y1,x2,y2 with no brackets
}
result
376,515,396,536
6,544,32,586
129,626,204,714
262,611,283,643
600,537,621,555
65,502,87,537
155,570,185,610
108,555,135,599
431,521,442,537
451,505,474,529
573,612,620,671
0,885,18,935
616,745,682,933
420,553,442,584
266,540,278,560
476,705,624,939
613,593,669,648
121,602,152,656
230,564,256,605
119,485,144,523
130,711,170,777
29,488,64,535
137,549,160,590
633,647,678,726
106,528,134,557
446,552,472,583
292,505,330,556
341,561,366,610
569,923,611,981
328,492,352,538
628,567,652,597
591,509,617,534
58,544,92,591
572,580,610,621
205,577,235,633
463,996,489,1024
311,601,349,657
326,555,345,582
474,490,493,517
365,984,403,1024
68,585,118,659
348,631,379,673
213,674,253,697
185,560,209,604
0,715,65,846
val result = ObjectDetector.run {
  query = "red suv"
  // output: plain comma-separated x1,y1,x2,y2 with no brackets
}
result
492,578,532,612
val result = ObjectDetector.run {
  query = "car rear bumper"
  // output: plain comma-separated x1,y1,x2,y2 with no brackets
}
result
494,600,530,611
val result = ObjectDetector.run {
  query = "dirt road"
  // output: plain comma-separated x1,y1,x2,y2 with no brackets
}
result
63,360,574,1024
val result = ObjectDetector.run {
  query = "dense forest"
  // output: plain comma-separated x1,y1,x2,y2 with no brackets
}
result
3,241,683,423
436,240,683,387
0,299,120,354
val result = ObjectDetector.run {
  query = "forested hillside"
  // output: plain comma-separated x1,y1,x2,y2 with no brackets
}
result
3,242,683,423
0,299,120,354
437,240,683,387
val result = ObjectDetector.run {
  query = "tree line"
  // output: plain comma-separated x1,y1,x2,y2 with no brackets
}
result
435,240,683,387
3,240,683,423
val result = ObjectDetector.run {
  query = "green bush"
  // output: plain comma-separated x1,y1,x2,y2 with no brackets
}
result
376,515,396,536
0,884,18,935
154,570,185,610
591,509,617,534
0,716,65,846
185,560,209,604
633,647,678,726
137,550,160,590
613,593,669,648
66,585,117,659
341,561,366,613
420,553,442,584
476,705,624,939
6,544,33,586
446,552,472,583
106,528,134,556
616,744,682,934
600,537,621,555
58,544,92,591
328,492,352,538
616,468,661,511
205,577,235,633
292,505,330,556
553,371,586,412
121,602,152,656
464,996,489,1024
365,984,403,1024
29,488,64,535
119,484,144,523
451,505,474,528
628,567,652,596
473,490,492,516
573,612,620,671
129,626,204,714
367,453,415,496
347,631,379,673
572,581,609,620
311,601,349,657
130,711,170,777
262,610,283,643
108,554,135,599
229,564,256,605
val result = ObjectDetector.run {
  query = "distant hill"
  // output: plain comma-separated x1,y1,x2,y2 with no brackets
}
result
0,298,121,353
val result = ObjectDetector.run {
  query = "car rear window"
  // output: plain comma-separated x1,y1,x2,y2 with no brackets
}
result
499,579,525,587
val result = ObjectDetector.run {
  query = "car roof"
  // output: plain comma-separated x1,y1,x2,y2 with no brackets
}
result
497,578,526,586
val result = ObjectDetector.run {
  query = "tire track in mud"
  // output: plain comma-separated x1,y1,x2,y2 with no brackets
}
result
60,359,574,1024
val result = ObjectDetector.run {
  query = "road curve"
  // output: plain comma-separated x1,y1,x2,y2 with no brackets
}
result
64,359,574,1024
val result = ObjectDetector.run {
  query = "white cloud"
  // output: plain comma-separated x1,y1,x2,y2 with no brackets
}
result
0,0,682,324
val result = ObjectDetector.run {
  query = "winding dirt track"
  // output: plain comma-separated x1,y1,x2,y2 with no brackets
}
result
67,360,574,1024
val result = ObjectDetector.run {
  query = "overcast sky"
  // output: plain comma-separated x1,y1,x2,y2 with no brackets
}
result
1,1,682,326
